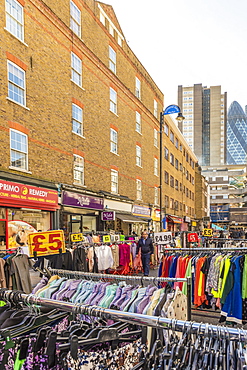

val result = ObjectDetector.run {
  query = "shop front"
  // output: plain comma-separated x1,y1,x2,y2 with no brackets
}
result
103,198,133,236
151,208,160,233
0,177,59,249
166,214,183,233
132,204,151,236
61,190,104,243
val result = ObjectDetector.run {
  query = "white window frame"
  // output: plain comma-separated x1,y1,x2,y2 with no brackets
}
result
154,187,159,205
70,0,81,37
136,179,142,200
7,60,26,107
136,111,141,133
154,129,158,147
111,169,118,194
110,87,117,114
5,0,24,42
73,154,84,185
110,128,118,154
99,11,105,25
136,145,142,167
154,99,158,118
72,103,83,136
10,128,28,170
154,157,158,176
71,52,82,87
135,77,141,99
109,46,116,74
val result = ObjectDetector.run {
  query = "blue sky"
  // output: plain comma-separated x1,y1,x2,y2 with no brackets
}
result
105,0,247,111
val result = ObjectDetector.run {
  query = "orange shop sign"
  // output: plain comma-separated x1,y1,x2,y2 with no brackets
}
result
28,230,65,257
0,180,59,211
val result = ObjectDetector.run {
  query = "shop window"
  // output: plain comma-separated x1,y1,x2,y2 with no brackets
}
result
72,103,83,136
6,0,24,41
71,52,82,87
111,169,118,193
109,45,116,74
110,87,117,114
7,61,26,106
70,0,81,37
73,154,84,185
10,129,28,170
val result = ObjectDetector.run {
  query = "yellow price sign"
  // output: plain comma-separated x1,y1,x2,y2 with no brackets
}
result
70,233,84,242
103,235,111,243
28,230,65,257
203,228,213,237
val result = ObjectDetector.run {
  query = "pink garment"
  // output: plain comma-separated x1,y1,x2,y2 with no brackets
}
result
119,243,130,266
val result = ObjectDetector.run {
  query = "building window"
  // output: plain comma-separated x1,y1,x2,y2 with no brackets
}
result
136,111,141,133
73,155,84,185
164,123,169,136
136,145,142,167
110,128,118,154
136,179,142,200
72,103,83,136
111,169,118,193
99,10,105,25
165,195,169,208
109,46,116,73
170,175,174,188
180,182,183,191
170,130,174,143
154,157,158,176
10,129,28,170
154,129,158,147
135,77,141,99
170,153,174,166
192,192,194,200
164,147,169,160
175,179,178,191
175,138,178,149
180,143,183,151
70,0,81,37
164,171,169,184
154,99,158,118
71,52,82,86
170,198,174,209
7,61,25,106
6,0,24,41
110,87,117,114
154,187,158,205
175,158,178,170
180,163,183,171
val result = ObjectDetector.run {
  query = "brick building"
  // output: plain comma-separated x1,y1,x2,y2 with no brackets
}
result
0,0,200,247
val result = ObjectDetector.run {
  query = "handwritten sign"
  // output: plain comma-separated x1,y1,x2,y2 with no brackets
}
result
28,230,65,257
70,233,84,243
154,232,172,245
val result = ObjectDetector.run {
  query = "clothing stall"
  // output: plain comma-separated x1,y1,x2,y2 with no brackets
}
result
0,289,246,369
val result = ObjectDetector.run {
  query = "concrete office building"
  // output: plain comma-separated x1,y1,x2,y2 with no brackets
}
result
178,84,227,166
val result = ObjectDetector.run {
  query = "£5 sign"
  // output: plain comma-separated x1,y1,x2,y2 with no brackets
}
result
28,230,65,257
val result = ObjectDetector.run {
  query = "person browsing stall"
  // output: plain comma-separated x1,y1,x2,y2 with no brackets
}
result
136,231,154,276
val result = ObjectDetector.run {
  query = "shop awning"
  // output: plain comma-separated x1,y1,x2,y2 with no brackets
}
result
167,215,183,224
116,213,149,223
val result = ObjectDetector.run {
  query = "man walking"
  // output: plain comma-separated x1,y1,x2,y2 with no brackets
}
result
137,231,154,276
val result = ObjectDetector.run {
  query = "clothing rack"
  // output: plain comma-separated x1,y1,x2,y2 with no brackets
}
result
1,289,246,341
162,247,247,252
48,268,192,320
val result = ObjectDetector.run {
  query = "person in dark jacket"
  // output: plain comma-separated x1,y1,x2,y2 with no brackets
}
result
136,231,154,276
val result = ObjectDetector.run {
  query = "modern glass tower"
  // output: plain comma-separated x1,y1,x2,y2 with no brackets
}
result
227,101,247,165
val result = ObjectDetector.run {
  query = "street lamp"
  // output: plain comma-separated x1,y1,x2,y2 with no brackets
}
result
159,105,185,231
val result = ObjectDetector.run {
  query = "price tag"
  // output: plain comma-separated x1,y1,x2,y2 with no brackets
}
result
120,235,125,241
111,234,120,242
154,232,172,245
187,233,199,242
70,233,84,243
103,235,111,243
203,228,213,237
28,230,65,257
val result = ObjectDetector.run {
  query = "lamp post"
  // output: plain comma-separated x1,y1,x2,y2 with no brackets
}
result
159,105,185,232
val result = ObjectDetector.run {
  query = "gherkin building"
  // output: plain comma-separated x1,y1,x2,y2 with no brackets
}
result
227,101,247,164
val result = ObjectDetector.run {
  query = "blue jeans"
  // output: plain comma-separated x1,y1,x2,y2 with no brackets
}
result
141,253,151,276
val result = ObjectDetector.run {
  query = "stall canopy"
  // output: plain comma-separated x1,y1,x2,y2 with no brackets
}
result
167,215,183,224
116,213,149,223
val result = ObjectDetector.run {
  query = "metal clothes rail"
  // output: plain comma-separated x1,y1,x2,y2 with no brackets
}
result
162,247,247,252
48,268,192,320
1,290,246,341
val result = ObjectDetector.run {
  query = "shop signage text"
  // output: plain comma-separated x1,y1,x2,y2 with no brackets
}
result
154,232,172,245
0,180,58,210
62,191,104,210
132,204,151,218
28,230,65,257
101,211,115,221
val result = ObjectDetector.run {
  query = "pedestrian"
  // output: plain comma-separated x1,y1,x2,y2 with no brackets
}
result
136,231,154,276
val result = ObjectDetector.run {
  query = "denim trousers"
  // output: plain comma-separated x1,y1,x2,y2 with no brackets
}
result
141,253,151,276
